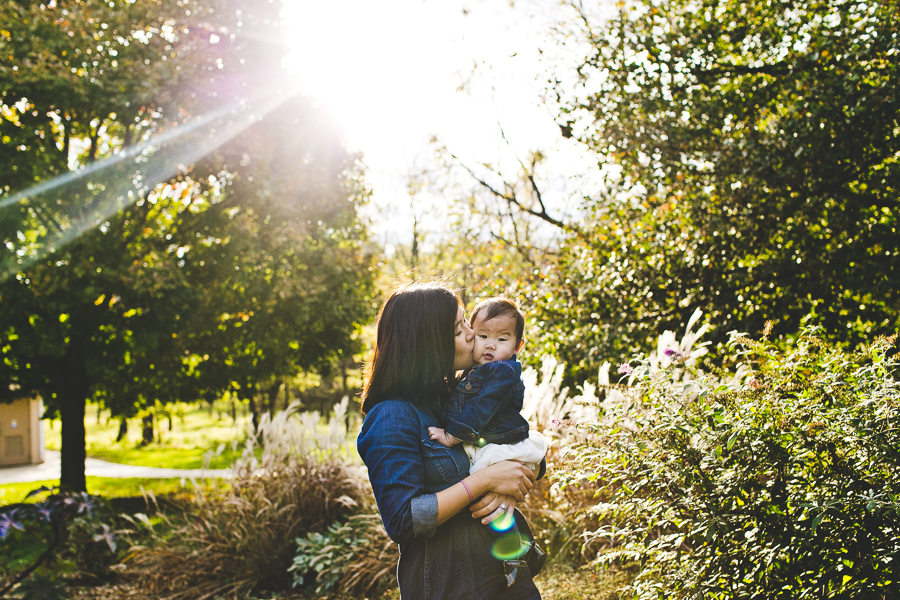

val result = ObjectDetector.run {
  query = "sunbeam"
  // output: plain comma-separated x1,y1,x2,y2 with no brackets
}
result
0,83,299,281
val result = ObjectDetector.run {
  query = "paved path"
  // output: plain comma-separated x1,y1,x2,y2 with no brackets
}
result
0,450,231,485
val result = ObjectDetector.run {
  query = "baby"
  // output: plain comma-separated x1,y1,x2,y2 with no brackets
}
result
429,297,546,478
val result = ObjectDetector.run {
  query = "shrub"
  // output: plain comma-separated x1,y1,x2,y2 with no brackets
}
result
0,490,118,598
9,572,70,600
290,514,397,597
560,328,900,599
128,400,370,599
518,356,606,565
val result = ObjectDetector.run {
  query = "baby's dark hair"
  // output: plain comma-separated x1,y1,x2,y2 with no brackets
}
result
469,297,525,345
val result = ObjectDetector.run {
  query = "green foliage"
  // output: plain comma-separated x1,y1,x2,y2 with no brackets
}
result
560,331,900,598
66,511,118,580
521,443,607,567
0,0,377,489
526,0,900,379
0,489,119,598
290,514,396,597
11,572,70,600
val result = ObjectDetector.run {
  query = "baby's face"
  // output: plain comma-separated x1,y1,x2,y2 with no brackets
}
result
472,313,520,365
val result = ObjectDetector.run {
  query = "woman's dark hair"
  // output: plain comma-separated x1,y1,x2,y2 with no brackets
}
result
361,282,462,413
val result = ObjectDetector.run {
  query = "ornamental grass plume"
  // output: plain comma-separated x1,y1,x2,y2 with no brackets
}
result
517,355,608,566
126,399,369,599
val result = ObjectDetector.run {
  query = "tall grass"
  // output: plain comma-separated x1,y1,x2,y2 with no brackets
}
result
519,311,714,568
127,399,370,599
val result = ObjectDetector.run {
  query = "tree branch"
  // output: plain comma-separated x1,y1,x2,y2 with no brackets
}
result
496,124,555,221
451,155,579,236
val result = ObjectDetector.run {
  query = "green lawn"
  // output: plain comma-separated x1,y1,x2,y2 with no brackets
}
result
2,403,245,506
44,401,248,470
0,477,208,505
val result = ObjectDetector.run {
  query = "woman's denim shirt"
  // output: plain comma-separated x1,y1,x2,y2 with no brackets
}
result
357,397,470,543
443,359,529,446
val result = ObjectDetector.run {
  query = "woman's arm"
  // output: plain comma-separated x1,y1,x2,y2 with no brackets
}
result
358,401,435,543
359,401,535,540
435,460,534,527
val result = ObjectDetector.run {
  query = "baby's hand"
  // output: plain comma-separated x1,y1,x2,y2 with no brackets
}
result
428,427,460,447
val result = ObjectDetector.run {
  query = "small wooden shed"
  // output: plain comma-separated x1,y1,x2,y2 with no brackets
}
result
0,398,44,467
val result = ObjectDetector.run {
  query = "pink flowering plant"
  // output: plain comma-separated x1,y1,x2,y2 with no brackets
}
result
559,328,900,599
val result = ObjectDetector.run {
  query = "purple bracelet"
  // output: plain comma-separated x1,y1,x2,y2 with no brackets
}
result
461,479,473,502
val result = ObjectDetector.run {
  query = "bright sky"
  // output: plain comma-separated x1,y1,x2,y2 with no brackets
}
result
281,0,593,249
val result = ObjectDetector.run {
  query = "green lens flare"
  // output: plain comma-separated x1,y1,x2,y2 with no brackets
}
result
491,532,527,560
489,511,515,532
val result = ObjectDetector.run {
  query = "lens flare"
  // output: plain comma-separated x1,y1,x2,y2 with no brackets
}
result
491,531,527,561
488,511,515,533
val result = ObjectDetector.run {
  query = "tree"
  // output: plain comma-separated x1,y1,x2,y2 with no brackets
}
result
0,0,376,490
179,95,377,426
459,0,899,381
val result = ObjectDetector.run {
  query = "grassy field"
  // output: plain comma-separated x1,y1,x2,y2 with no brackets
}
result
0,477,213,505
43,401,248,470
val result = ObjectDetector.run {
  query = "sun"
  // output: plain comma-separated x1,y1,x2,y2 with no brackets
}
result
281,0,513,165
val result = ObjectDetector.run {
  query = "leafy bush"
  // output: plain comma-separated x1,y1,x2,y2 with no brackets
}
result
0,490,118,598
128,400,370,599
65,501,119,581
290,514,397,597
560,328,900,599
8,572,70,600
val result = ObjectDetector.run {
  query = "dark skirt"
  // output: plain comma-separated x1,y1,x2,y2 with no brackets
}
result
397,510,542,600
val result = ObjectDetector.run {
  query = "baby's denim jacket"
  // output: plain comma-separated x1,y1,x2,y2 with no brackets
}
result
443,358,529,446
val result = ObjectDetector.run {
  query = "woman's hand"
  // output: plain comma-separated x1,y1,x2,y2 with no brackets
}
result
473,460,535,502
470,492,517,524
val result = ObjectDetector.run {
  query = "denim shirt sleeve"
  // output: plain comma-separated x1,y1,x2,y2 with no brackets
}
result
357,400,438,544
444,361,520,443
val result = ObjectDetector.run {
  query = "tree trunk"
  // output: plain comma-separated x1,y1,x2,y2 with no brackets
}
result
168,413,173,431
115,417,128,442
248,394,260,434
231,399,237,424
283,381,291,411
267,380,282,415
59,389,87,492
141,414,154,446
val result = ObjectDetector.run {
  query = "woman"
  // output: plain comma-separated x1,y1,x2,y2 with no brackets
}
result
357,282,542,599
